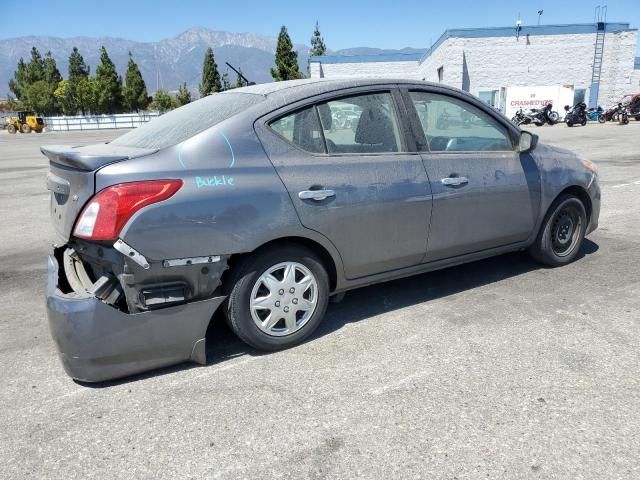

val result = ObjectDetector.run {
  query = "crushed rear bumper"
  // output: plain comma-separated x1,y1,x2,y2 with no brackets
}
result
46,255,224,382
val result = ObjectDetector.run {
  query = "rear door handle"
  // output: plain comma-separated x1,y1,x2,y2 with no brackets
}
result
298,189,336,201
441,176,469,187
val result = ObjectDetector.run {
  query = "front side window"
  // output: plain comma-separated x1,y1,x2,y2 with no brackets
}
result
409,91,513,152
318,92,402,154
269,106,325,154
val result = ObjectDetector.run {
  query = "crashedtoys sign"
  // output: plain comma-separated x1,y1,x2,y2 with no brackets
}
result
504,85,575,119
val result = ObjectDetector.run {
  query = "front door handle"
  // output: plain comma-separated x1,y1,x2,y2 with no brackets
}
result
298,189,336,201
441,176,469,187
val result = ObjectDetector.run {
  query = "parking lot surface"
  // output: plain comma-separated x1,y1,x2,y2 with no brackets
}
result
1,123,639,479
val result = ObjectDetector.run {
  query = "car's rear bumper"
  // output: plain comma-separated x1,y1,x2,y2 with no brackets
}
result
46,255,224,382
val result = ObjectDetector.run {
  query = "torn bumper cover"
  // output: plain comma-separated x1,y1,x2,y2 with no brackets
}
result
46,255,225,382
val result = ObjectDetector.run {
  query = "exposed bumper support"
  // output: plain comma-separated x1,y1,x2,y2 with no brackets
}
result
46,255,225,382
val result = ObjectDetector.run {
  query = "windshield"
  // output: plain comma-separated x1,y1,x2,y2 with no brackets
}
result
110,92,265,149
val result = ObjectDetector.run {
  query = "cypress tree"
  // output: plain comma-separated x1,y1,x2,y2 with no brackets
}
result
310,21,327,56
43,51,62,85
68,47,90,83
271,26,301,81
25,47,45,85
152,89,173,113
235,68,248,88
221,72,232,91
199,47,221,97
176,82,191,106
8,58,28,100
95,46,123,114
67,47,90,115
122,52,150,112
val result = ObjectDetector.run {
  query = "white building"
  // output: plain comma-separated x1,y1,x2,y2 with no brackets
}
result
310,23,640,111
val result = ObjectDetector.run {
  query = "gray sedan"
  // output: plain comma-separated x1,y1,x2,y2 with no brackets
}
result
44,79,600,382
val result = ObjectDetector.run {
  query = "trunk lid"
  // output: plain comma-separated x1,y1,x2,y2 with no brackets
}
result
43,143,156,243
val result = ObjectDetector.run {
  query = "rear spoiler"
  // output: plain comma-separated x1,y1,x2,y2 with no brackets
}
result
41,145,129,171
41,144,157,171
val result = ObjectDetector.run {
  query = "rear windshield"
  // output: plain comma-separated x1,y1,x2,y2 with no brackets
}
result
110,92,265,149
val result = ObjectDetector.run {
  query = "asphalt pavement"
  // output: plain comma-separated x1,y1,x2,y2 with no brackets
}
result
0,123,639,479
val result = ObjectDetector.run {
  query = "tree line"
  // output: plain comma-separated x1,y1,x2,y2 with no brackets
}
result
7,22,328,116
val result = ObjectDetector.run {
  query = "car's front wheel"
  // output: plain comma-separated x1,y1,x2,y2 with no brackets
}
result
225,244,330,350
529,194,587,266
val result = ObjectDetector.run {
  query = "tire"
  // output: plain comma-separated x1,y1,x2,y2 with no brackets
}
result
7,124,16,134
567,122,573,127
224,244,330,351
581,118,587,126
529,194,587,267
21,124,31,133
598,116,605,124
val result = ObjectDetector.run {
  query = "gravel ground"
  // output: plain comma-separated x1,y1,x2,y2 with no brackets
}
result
0,122,639,479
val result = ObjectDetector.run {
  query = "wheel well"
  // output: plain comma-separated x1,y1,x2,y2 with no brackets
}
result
557,185,592,223
222,237,339,293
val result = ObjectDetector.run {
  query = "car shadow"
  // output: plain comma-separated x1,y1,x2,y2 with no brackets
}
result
78,239,598,387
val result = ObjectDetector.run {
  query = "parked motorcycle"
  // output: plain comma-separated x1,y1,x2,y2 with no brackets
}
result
511,108,526,125
616,103,630,125
587,106,605,123
564,102,588,127
516,103,559,126
603,93,640,122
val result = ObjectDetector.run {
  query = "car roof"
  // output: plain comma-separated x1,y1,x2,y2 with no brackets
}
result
225,78,466,110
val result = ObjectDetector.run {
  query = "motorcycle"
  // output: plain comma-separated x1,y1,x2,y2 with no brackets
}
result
564,102,588,127
511,108,526,125
516,103,559,126
587,106,605,123
615,103,630,125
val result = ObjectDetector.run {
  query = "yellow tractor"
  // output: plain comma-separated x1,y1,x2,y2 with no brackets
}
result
7,112,45,134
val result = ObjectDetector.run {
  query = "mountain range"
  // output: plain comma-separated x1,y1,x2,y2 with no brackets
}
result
0,28,425,99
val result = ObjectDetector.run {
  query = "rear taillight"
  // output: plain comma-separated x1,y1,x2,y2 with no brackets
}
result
73,180,183,241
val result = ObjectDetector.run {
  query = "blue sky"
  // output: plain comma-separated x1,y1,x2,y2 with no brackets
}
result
1,0,639,52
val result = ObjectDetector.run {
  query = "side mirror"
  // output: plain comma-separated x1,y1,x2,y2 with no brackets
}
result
518,131,538,153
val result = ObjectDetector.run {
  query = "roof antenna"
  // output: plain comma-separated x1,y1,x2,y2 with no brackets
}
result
225,62,256,86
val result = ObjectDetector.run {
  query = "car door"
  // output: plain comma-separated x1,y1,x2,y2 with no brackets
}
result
258,88,433,279
403,88,540,262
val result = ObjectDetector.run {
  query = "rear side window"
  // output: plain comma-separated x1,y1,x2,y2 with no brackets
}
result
269,106,325,154
318,92,402,154
110,92,264,149
268,91,404,155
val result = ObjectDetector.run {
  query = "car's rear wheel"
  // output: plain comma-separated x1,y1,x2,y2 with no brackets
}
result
529,194,587,266
225,244,330,350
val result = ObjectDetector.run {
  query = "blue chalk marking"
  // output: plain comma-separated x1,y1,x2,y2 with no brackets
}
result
196,175,235,188
219,132,235,168
177,142,186,169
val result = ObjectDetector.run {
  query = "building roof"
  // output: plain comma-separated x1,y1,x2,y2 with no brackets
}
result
310,22,636,65
308,52,425,65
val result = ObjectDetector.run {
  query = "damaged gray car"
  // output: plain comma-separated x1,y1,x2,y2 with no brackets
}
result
45,79,600,382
